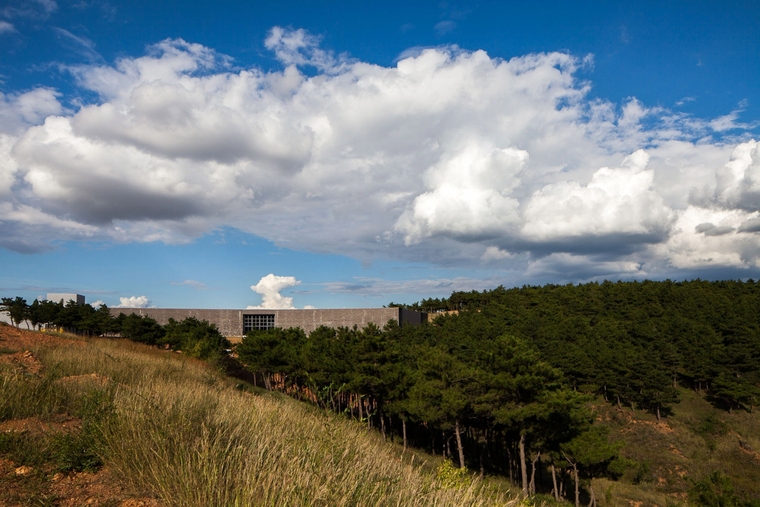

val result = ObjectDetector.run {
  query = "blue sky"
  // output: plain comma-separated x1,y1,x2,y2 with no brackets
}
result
1,0,759,309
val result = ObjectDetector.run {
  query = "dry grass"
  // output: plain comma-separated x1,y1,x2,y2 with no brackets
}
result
5,336,526,507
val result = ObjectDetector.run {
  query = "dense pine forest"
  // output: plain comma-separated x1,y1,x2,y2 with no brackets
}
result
3,279,760,505
237,279,760,505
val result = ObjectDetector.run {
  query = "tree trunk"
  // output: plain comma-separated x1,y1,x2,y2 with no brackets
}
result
381,413,386,440
573,462,580,507
480,436,488,477
563,453,579,507
519,434,528,496
656,407,661,422
454,420,466,468
588,483,596,507
402,419,407,450
529,451,541,495
551,464,560,501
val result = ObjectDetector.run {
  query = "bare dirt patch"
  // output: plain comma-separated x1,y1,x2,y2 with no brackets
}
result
0,324,84,352
0,350,45,375
49,469,163,507
0,463,164,507
0,416,82,435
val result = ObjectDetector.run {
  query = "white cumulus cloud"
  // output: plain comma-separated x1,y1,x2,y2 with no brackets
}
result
521,150,674,246
714,140,760,212
248,274,300,309
0,27,759,282
116,295,150,308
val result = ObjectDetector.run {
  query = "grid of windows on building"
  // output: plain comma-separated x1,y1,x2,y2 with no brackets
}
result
243,314,275,333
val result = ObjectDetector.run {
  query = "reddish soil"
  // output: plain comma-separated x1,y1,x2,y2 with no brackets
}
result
0,416,81,435
0,460,163,507
0,323,84,350
0,350,45,375
0,324,165,507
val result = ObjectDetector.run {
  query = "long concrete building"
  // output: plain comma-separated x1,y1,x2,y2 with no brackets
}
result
110,307,427,338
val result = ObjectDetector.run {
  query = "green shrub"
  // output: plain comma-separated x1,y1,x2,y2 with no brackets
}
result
436,459,471,490
688,471,760,507
160,317,230,359
0,431,52,467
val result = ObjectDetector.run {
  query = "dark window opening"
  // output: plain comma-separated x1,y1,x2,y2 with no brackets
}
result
243,314,275,333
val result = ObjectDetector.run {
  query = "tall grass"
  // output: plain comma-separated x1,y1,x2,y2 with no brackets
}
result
7,337,523,506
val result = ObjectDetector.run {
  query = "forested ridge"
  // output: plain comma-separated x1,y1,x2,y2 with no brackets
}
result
407,279,760,415
238,279,760,505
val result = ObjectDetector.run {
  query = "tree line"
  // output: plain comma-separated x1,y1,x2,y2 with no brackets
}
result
235,314,624,505
0,297,230,360
402,279,760,415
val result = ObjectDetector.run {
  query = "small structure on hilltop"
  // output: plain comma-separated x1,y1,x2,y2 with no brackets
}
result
46,293,85,305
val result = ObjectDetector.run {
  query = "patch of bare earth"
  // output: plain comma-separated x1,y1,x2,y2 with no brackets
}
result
0,325,163,507
0,416,81,435
0,463,163,507
0,350,45,375
0,324,84,352
49,469,163,507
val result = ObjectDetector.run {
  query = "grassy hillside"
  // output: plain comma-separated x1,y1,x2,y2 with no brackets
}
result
3,324,759,506
0,325,521,506
591,388,760,506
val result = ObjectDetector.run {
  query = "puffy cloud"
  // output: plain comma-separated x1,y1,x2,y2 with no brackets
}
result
1,27,759,281
264,27,338,71
117,295,150,308
714,140,760,212
248,274,300,309
0,135,19,196
396,144,527,244
521,150,675,249
0,88,63,135
658,205,760,269
481,246,516,262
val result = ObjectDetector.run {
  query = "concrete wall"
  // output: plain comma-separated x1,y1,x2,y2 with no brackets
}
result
110,307,427,337
266,308,402,334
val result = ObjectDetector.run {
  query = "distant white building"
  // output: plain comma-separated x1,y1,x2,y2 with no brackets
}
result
46,293,85,305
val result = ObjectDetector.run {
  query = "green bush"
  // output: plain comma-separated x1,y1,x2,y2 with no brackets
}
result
161,317,230,359
436,459,471,490
689,472,760,507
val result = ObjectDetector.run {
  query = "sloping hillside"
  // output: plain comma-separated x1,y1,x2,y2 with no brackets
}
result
0,324,521,507
590,389,760,506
